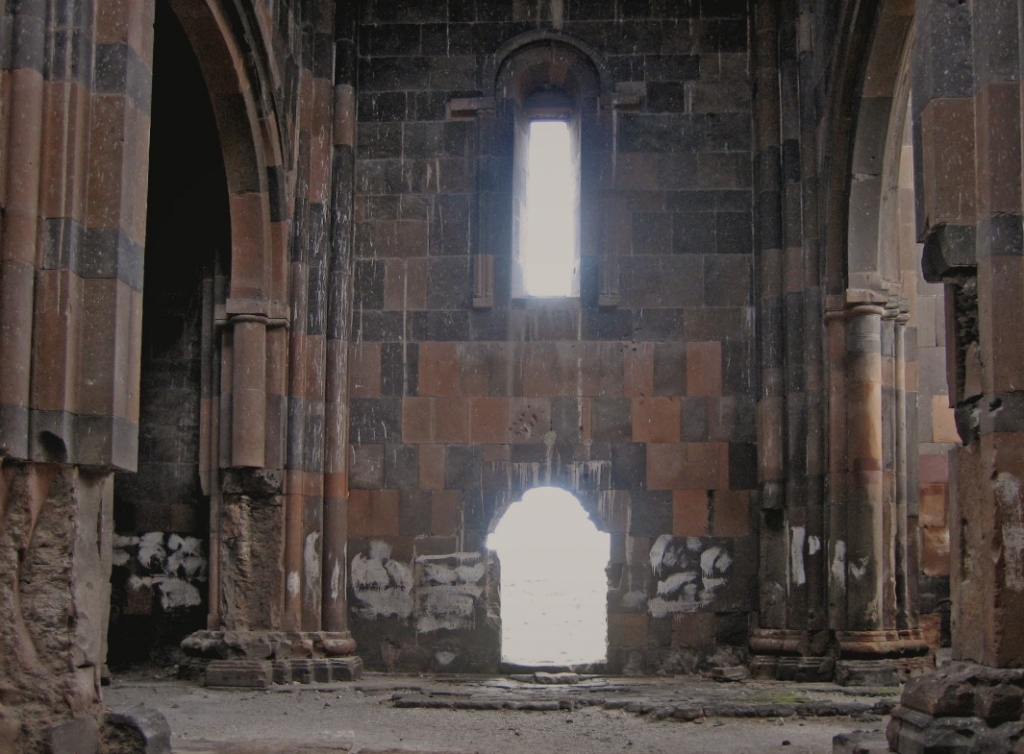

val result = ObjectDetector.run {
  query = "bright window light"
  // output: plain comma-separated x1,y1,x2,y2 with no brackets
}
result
522,121,577,297
487,487,608,666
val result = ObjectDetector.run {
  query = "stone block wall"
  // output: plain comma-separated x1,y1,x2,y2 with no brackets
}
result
347,0,758,673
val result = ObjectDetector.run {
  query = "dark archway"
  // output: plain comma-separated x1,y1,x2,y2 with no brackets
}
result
108,0,230,668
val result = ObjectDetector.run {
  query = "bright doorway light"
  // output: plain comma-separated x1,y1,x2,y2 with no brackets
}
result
487,487,608,666
522,121,577,297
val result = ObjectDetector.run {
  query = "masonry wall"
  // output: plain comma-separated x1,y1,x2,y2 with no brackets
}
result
347,0,758,673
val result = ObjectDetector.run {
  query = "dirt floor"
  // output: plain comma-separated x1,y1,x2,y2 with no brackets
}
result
104,673,893,753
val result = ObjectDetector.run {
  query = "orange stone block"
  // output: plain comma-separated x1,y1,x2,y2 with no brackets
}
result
470,397,510,443
434,397,469,443
686,341,722,397
419,342,460,396
632,397,681,443
673,489,709,536
712,489,750,537
919,482,947,528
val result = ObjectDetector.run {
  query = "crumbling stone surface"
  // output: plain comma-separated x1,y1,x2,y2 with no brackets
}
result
102,705,172,754
0,464,111,752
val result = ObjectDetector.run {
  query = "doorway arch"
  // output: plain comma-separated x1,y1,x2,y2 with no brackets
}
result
487,487,609,667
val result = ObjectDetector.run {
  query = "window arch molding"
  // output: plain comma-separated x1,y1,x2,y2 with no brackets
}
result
487,33,607,299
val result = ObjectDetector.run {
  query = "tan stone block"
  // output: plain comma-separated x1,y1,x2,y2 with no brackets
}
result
470,397,510,443
632,397,681,443
419,342,460,396
919,612,943,648
623,342,655,397
920,452,949,484
349,342,381,398
402,397,434,444
434,397,469,443
431,490,462,535
931,395,958,443
673,489,709,536
686,341,722,397
922,526,950,576
419,444,446,489
608,613,648,650
712,489,750,537
671,613,715,648
919,482,948,529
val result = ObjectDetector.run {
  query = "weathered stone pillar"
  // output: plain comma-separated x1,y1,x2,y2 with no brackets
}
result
0,464,114,750
826,294,929,685
888,0,1024,749
322,2,356,638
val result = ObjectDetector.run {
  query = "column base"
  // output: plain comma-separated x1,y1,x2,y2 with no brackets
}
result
836,630,933,686
887,663,1024,754
749,628,835,681
182,630,362,685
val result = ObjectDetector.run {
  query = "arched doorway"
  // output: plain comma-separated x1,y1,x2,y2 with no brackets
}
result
108,0,230,667
487,487,609,667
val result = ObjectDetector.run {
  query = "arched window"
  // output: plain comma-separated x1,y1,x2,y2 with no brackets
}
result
495,37,602,300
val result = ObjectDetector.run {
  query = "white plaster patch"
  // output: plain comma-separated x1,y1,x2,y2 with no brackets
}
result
304,532,321,606
287,571,300,598
850,556,868,580
330,559,342,602
165,535,206,579
831,541,846,590
647,536,732,617
137,532,166,570
351,543,414,620
415,552,487,633
790,526,807,586
151,576,202,610
808,535,821,556
995,472,1024,592
435,651,457,668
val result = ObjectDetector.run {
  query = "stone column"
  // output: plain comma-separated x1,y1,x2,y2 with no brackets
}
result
828,295,929,686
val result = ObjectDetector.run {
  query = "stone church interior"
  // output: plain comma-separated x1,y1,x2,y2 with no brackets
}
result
0,0,1021,751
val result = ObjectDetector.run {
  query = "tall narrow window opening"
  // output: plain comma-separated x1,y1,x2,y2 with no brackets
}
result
511,84,582,298
522,120,578,296
487,487,608,666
